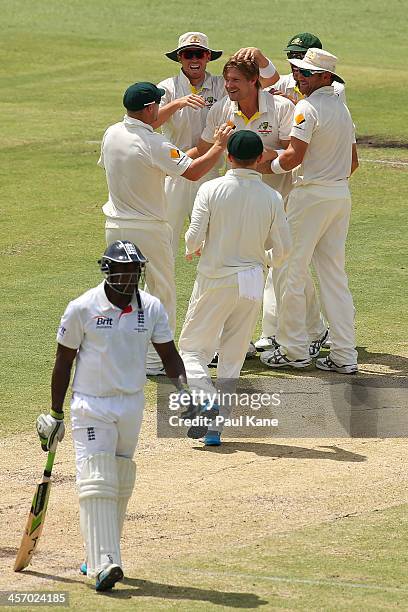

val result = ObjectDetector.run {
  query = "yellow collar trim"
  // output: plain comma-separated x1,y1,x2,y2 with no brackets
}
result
235,110,261,125
191,84,204,95
294,85,305,99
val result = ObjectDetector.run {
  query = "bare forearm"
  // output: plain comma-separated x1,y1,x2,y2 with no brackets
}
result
185,146,200,159
350,143,359,175
260,72,280,88
183,144,224,181
153,341,187,381
51,361,73,412
151,100,181,130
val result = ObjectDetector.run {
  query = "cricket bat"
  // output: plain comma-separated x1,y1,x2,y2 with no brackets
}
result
14,450,56,572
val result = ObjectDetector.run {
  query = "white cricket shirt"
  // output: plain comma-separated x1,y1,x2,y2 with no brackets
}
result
98,115,192,222
273,73,347,104
186,168,291,277
201,90,294,196
56,283,173,396
289,86,355,187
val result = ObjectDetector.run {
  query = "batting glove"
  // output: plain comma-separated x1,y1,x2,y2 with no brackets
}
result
36,410,65,452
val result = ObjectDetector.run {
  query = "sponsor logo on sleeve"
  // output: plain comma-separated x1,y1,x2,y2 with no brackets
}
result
170,148,181,159
58,325,66,337
295,113,306,126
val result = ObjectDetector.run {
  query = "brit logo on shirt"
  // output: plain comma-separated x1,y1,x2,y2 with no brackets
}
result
94,315,113,328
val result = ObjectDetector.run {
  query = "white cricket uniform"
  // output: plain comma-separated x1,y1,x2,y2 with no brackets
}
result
158,71,226,256
201,89,295,344
260,77,346,341
179,168,291,413
201,89,294,199
99,114,192,368
57,282,173,476
273,73,347,104
276,86,357,365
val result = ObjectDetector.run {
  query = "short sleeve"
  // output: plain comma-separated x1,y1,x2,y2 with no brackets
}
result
334,82,347,105
150,134,193,177
56,301,84,349
289,100,316,143
151,302,173,344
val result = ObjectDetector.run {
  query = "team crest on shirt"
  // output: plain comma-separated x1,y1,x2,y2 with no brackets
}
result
257,121,273,134
58,325,66,337
134,310,148,332
205,96,216,107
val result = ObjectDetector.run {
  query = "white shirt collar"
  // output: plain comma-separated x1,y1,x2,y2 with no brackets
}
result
226,168,262,179
308,86,335,99
123,114,154,132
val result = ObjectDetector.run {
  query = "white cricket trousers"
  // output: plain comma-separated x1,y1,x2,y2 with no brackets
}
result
277,184,357,364
106,219,176,369
260,265,326,340
71,391,144,479
179,273,261,387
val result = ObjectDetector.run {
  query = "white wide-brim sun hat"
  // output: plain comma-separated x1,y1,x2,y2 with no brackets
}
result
166,32,222,62
289,48,344,83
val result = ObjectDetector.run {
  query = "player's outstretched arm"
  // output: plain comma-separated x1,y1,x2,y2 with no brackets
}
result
233,46,280,87
182,123,233,181
151,95,206,129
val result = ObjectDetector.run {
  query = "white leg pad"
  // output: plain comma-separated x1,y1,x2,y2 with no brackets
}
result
78,453,121,578
116,457,136,538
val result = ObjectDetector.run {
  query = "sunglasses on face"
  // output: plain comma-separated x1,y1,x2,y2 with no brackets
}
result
297,67,325,77
179,49,206,60
287,51,306,60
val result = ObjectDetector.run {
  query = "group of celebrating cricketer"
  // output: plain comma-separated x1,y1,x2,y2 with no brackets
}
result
35,31,359,591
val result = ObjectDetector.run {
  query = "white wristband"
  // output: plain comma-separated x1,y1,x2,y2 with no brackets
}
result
259,59,277,78
271,157,287,174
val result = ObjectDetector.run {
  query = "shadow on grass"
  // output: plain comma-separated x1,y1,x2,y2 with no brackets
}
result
192,442,366,462
22,569,85,585
98,576,268,607
23,570,268,607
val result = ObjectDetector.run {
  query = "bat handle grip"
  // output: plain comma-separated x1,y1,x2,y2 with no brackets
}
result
44,450,56,478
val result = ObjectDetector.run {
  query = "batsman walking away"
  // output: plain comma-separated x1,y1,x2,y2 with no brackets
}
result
34,240,205,591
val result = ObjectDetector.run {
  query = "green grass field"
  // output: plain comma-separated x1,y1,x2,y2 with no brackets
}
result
1,1,407,609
